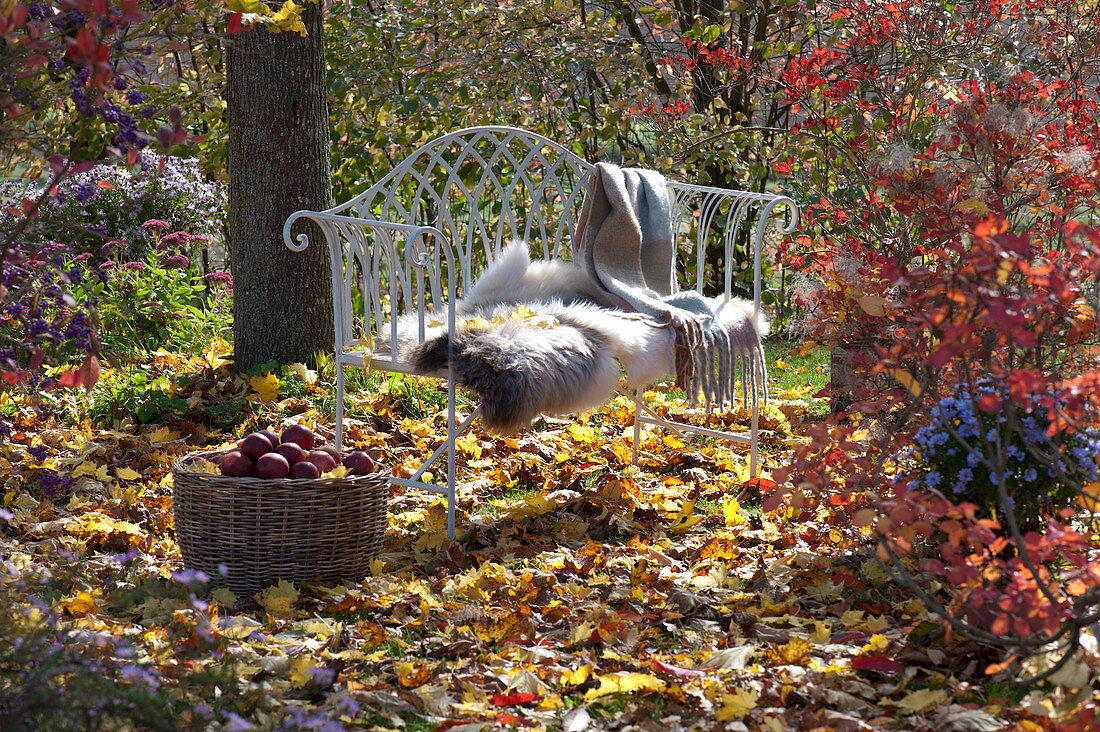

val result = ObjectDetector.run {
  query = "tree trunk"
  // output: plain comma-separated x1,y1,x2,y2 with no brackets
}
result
226,3,334,372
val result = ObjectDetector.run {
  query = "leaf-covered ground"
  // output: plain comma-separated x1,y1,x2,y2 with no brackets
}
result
1,346,1095,730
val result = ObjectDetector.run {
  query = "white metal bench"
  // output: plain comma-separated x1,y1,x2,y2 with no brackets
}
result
283,126,798,539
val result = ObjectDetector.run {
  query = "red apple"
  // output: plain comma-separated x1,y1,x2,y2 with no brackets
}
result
290,460,320,479
239,432,273,461
275,442,307,465
306,449,336,474
254,452,290,479
257,428,281,447
314,444,341,465
280,423,316,451
343,450,375,475
219,451,254,477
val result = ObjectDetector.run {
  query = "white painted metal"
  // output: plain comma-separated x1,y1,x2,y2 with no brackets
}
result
283,125,799,539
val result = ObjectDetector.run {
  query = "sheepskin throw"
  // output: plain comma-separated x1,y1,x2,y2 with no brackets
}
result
389,242,769,434
575,162,767,409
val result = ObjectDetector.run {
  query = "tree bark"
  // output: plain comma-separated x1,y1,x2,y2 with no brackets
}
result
226,3,334,372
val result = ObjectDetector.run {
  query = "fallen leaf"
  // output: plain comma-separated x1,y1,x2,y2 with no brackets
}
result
250,373,280,403
115,466,142,481
851,656,905,674
894,688,949,714
716,688,758,720
668,499,704,533
256,580,300,619
701,646,756,670
583,672,665,699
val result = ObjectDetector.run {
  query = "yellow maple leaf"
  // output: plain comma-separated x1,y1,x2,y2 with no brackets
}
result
462,315,492,330
864,633,890,653
510,493,556,520
716,688,758,720
73,513,143,537
668,499,704,534
456,432,482,458
204,340,232,371
422,501,449,534
73,459,99,477
61,590,100,616
225,0,266,12
115,466,142,481
255,580,299,619
394,660,435,688
287,656,317,687
190,459,222,476
584,672,666,699
148,426,179,444
250,373,280,403
840,609,864,627
400,418,435,439
811,620,831,645
561,664,592,686
567,424,597,444
894,688,949,714
285,362,318,385
413,531,445,559
774,639,813,665
865,615,889,632
271,0,300,24
722,497,746,526
662,434,687,449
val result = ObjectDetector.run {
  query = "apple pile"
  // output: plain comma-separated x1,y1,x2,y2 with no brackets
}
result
218,424,376,479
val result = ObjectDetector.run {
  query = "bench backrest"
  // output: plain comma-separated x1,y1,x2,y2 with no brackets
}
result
284,126,798,351
342,126,591,289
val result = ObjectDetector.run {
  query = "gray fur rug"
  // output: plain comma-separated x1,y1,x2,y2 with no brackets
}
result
382,242,768,434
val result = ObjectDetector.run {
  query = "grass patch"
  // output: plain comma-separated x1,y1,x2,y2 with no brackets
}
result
765,339,829,394
765,338,830,418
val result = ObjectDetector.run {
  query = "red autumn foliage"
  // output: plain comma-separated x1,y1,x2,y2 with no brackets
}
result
732,0,1100,688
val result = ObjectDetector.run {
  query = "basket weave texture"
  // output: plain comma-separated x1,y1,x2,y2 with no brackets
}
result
172,450,389,596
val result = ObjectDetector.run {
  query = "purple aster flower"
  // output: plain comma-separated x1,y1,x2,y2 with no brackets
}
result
73,181,97,202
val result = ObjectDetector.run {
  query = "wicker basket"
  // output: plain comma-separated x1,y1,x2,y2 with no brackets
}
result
172,450,389,596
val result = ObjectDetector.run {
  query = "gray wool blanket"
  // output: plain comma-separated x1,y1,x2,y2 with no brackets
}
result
575,162,768,409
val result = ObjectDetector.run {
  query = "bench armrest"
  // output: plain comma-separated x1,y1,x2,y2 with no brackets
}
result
283,210,461,358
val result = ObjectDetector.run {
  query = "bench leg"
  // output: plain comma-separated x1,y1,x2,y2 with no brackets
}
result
446,378,456,540
632,388,642,466
394,403,481,542
335,360,346,454
750,392,759,478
